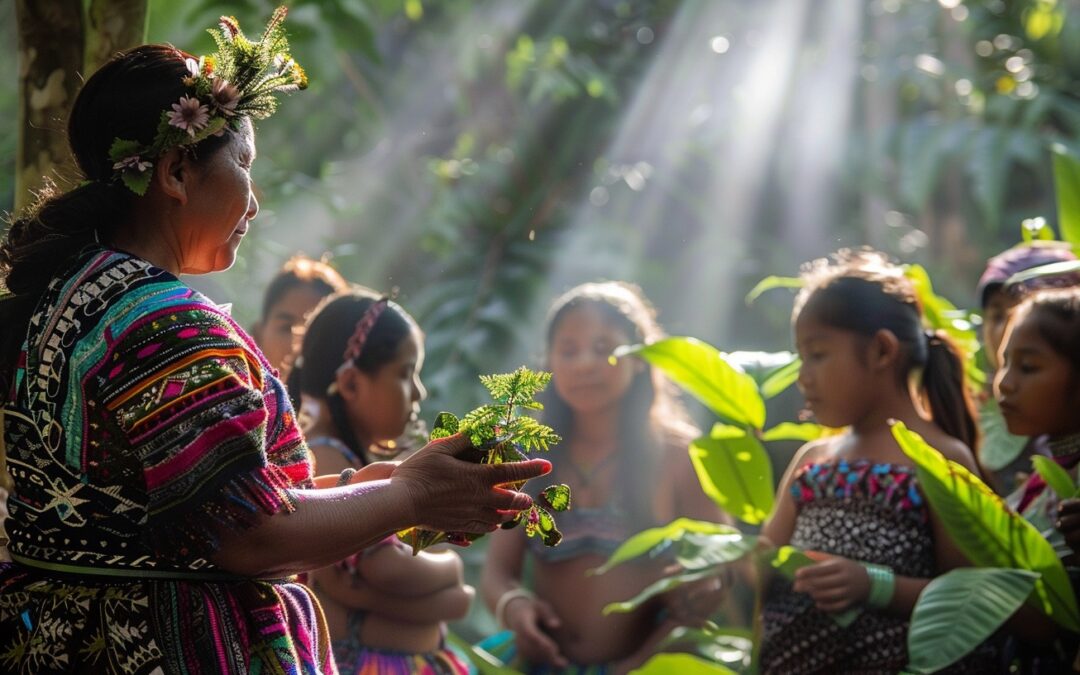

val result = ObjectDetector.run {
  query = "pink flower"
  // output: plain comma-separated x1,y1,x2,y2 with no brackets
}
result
211,78,239,115
167,95,210,137
112,155,152,173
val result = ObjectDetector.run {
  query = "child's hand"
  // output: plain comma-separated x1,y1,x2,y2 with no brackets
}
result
792,554,870,613
504,596,568,668
349,461,399,483
1058,499,1080,561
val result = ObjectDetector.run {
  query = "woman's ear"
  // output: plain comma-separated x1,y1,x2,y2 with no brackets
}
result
154,148,190,204
869,329,901,371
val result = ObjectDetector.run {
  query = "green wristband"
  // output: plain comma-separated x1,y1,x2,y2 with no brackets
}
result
863,562,895,609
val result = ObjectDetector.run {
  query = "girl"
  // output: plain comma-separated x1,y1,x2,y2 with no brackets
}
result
292,289,474,674
253,254,348,378
760,249,994,673
480,281,724,674
996,288,1080,669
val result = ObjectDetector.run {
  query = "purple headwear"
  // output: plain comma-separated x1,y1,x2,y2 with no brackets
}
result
977,243,1078,307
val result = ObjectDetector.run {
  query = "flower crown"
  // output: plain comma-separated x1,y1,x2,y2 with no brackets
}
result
108,6,307,195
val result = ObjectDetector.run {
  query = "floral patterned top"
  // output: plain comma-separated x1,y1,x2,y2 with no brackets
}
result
0,247,334,674
760,458,996,674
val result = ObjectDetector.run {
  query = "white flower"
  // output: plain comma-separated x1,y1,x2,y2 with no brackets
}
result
166,95,210,137
112,155,152,172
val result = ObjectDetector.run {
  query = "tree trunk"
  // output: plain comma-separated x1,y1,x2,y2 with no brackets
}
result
14,0,84,212
85,0,149,74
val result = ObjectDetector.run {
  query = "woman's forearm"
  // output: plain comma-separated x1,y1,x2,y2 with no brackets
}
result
211,479,413,577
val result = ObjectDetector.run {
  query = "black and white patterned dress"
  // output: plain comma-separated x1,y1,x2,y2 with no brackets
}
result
760,459,998,674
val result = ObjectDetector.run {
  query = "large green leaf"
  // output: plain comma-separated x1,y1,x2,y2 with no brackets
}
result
761,422,826,443
674,531,759,572
657,626,752,670
1032,456,1080,500
907,568,1039,674
760,357,801,399
978,397,1027,471
744,276,803,305
631,653,737,675
893,423,1080,632
1052,143,1080,248
590,518,739,576
690,426,775,524
604,567,725,615
614,338,766,429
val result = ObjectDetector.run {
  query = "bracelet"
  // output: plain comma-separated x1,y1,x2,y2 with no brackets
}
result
495,587,536,629
862,562,896,609
336,468,357,487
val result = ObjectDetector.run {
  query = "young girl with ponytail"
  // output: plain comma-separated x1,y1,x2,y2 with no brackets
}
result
759,249,994,673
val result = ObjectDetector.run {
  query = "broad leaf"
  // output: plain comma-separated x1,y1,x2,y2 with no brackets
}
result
604,567,724,615
893,422,1080,632
615,337,766,429
674,531,759,571
907,568,1039,674
657,627,752,669
978,397,1027,471
760,357,801,399
1032,456,1079,500
761,422,826,443
631,653,737,674
745,276,803,305
1052,143,1080,248
691,427,775,524
591,518,738,576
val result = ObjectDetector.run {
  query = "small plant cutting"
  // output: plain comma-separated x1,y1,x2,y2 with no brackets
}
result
397,367,572,554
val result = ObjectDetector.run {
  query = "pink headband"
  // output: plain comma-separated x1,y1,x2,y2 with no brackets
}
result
342,297,389,364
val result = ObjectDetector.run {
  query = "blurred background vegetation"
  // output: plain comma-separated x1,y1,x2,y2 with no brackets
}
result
8,0,1080,418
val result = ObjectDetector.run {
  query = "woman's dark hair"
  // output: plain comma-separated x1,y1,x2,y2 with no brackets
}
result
288,288,417,460
0,44,234,392
259,255,348,323
540,281,698,526
794,249,981,458
1015,288,1080,373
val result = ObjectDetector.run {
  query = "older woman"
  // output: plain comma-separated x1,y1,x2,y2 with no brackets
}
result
0,10,547,674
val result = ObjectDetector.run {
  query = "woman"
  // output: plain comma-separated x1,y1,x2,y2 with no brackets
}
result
0,9,547,674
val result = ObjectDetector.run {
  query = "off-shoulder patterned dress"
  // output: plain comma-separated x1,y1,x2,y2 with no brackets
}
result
0,248,334,674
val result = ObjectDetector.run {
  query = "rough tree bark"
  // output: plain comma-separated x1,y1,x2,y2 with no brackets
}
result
14,0,84,212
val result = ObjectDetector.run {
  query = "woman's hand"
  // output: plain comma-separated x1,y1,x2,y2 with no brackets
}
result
792,554,869,613
504,595,568,668
390,433,550,535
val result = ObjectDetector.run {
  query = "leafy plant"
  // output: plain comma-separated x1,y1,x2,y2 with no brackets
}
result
397,367,571,554
893,422,1080,633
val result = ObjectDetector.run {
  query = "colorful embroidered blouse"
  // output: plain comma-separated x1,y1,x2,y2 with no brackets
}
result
761,458,995,674
0,248,333,674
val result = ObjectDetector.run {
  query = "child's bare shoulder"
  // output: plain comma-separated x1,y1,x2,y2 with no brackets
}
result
791,436,839,468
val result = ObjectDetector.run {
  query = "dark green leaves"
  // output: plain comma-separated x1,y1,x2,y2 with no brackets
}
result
893,422,1080,632
907,568,1039,673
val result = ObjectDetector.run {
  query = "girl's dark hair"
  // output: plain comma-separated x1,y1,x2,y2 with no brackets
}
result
0,44,234,391
259,255,348,322
1017,288,1080,373
540,281,698,526
794,249,981,457
288,288,417,460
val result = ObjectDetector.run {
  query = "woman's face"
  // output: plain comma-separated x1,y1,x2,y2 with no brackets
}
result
257,284,328,375
549,304,640,416
350,328,427,445
995,308,1080,437
178,121,259,274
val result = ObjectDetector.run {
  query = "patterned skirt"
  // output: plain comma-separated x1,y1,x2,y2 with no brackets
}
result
332,639,472,675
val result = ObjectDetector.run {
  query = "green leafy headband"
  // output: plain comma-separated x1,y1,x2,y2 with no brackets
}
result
108,6,308,195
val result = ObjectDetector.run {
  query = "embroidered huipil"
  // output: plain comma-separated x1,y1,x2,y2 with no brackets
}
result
0,248,334,674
